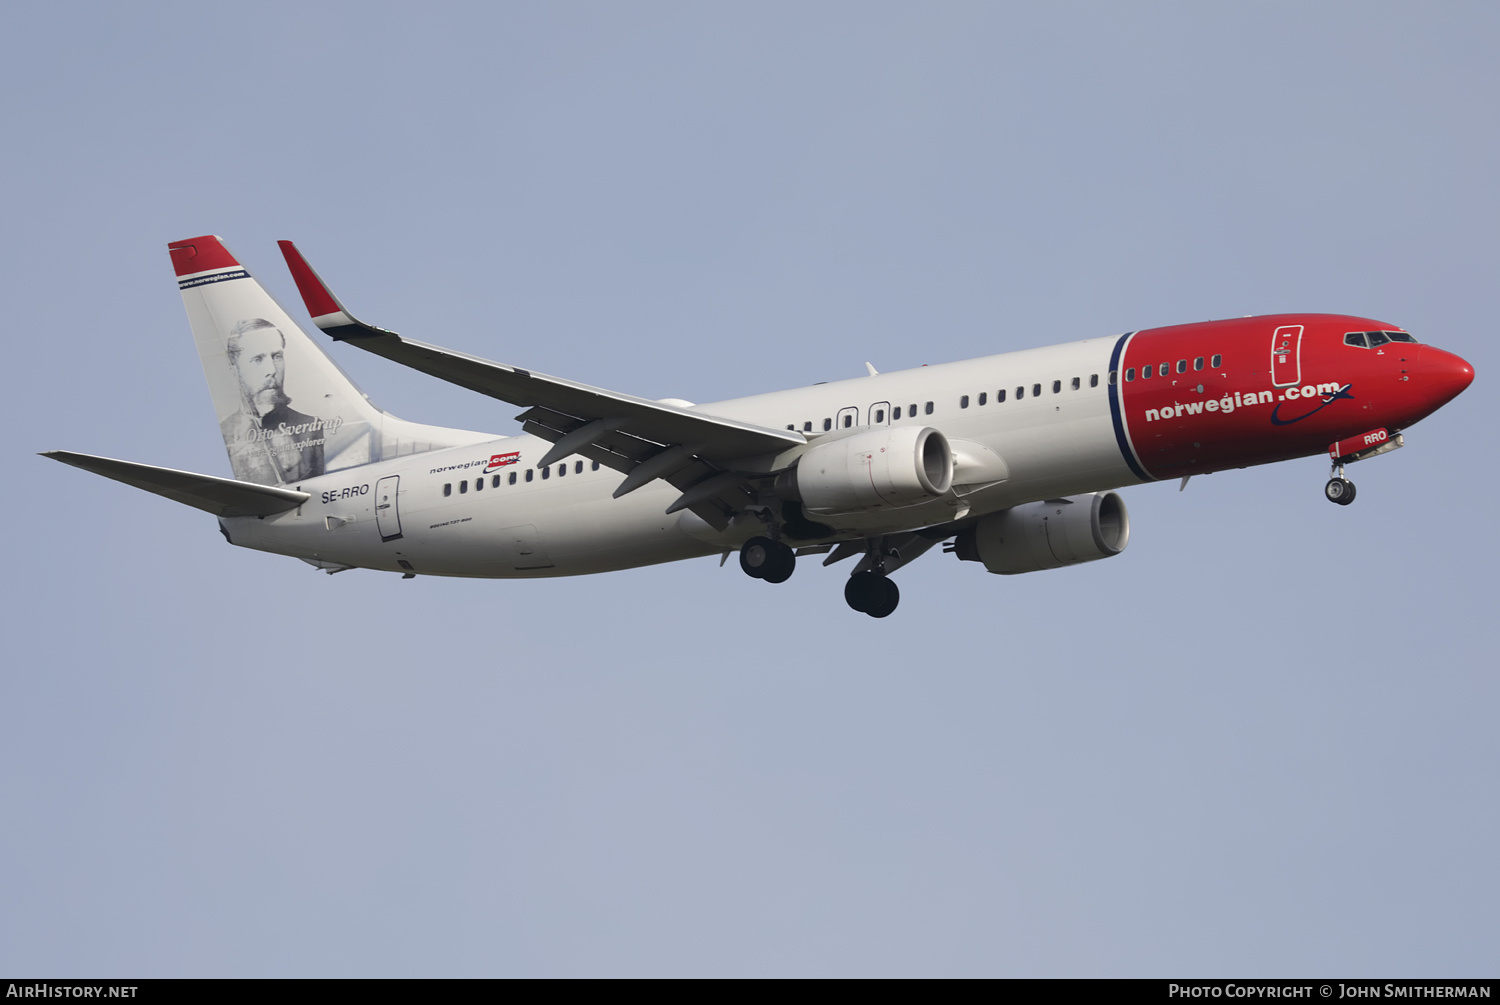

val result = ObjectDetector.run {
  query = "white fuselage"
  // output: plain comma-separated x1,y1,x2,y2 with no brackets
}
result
225,336,1139,578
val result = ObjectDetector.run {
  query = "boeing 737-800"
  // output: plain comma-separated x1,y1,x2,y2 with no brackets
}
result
45,235,1474,617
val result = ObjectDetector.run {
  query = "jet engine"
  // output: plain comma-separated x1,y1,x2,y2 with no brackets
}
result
953,492,1130,574
776,425,953,515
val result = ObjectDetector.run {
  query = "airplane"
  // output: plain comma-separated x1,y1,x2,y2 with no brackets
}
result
44,235,1474,617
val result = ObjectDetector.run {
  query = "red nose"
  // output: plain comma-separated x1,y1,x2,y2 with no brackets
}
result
1421,346,1475,406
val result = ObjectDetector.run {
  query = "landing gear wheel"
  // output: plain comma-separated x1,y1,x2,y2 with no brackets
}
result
740,536,795,582
844,572,900,618
844,573,871,612
1324,477,1356,506
761,544,795,583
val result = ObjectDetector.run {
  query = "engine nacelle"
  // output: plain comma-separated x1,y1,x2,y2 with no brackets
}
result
954,492,1130,574
777,425,953,515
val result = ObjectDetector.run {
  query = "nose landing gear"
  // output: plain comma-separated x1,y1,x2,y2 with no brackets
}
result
1324,428,1404,506
1324,472,1356,506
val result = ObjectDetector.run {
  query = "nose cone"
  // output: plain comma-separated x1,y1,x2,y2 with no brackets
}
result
1421,346,1475,406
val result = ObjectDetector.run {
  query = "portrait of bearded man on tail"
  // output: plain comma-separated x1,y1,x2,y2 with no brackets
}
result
219,317,330,484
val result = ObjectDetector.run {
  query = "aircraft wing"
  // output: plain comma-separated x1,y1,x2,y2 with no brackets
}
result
279,241,807,528
42,451,310,517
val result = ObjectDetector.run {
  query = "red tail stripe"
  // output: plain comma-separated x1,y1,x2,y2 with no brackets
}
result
167,235,239,277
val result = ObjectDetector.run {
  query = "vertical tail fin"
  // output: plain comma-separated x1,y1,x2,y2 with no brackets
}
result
169,236,489,485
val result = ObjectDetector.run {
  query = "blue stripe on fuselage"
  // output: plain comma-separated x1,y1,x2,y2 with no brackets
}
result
1107,331,1152,481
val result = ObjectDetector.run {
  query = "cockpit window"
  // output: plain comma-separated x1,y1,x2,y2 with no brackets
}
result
1346,330,1418,349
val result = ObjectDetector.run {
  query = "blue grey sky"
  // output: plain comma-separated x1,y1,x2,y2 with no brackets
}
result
2,1,1495,977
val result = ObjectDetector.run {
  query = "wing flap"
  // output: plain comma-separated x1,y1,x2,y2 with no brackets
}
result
42,451,310,518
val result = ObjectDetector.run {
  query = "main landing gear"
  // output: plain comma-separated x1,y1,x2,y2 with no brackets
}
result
844,571,899,619
738,532,901,618
739,535,796,583
1324,461,1356,506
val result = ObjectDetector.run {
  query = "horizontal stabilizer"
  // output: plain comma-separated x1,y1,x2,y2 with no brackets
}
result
41,451,310,517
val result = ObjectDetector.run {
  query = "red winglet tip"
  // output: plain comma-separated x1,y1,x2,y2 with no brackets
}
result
277,240,343,318
168,235,239,277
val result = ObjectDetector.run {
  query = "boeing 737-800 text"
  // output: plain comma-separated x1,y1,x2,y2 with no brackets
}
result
44,236,1474,617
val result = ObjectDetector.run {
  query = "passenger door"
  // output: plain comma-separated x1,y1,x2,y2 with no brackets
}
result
375,475,403,542
1271,324,1304,387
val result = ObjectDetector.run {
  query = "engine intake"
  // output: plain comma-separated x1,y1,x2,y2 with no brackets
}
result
777,426,953,515
954,492,1130,574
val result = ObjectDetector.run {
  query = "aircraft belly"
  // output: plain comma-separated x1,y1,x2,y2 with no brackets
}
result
374,478,714,578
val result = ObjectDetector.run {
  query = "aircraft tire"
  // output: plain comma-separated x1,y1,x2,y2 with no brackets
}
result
761,542,796,584
1325,478,1356,506
865,576,900,618
741,537,795,582
740,536,774,579
845,572,899,617
844,573,873,612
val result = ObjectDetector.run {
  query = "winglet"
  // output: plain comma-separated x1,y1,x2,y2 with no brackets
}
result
277,240,389,340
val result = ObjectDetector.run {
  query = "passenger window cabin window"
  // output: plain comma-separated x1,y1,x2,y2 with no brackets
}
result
1177,359,1187,373
525,469,534,482
874,408,885,423
823,418,832,431
803,421,812,432
492,475,500,488
460,481,468,493
1142,365,1153,379
1071,377,1080,390
1194,356,1204,370
1211,354,1223,368
978,392,987,405
1091,374,1100,387
1107,371,1115,385
1160,362,1169,377
893,406,902,419
1126,368,1135,381
541,467,549,480
842,414,852,428
997,389,1007,402
960,395,970,408
557,464,565,477
909,403,917,416
576,461,584,474
443,483,452,497
787,424,794,430
509,472,517,485
1016,386,1024,399
1052,380,1061,394
924,401,934,415
1032,383,1041,397
475,478,482,492
591,461,600,471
